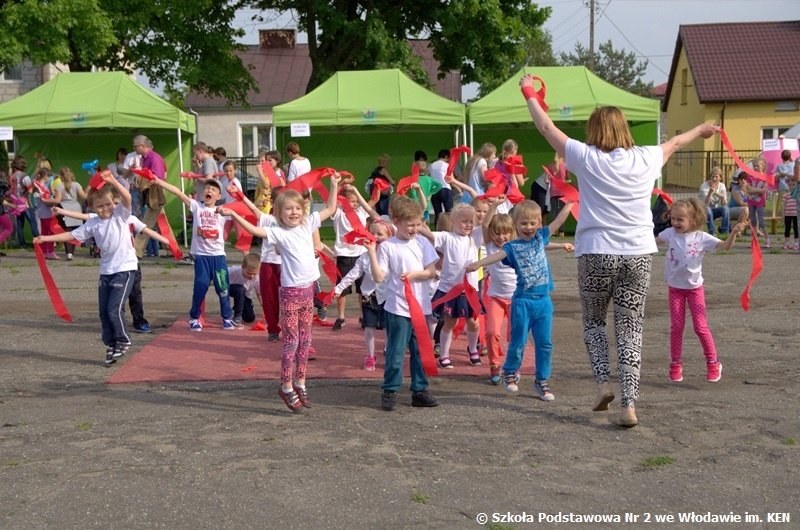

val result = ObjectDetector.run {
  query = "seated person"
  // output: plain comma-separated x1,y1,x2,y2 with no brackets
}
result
699,167,729,234
728,173,749,224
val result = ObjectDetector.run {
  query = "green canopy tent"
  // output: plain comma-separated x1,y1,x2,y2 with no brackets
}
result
0,71,196,238
272,69,466,186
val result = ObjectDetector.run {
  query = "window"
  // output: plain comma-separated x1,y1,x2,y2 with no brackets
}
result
775,101,799,112
761,127,791,141
0,63,23,82
680,68,688,105
239,124,271,157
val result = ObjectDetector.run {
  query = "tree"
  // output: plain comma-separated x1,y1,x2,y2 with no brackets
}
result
0,0,257,106
559,40,653,96
250,1,552,96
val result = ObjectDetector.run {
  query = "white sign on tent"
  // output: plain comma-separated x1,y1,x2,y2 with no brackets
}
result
290,123,310,137
0,126,13,141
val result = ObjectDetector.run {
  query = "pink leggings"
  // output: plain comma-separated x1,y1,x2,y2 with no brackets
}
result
279,283,314,384
0,214,13,244
484,295,511,367
668,285,718,364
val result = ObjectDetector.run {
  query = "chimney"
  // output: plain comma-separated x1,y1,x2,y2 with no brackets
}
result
259,29,296,49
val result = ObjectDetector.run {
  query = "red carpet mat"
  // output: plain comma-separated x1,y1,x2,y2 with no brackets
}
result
107,318,535,384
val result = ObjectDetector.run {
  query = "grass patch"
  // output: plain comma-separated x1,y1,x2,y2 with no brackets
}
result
781,437,797,446
3,460,21,467
2,264,21,274
641,455,674,468
410,490,429,504
260,436,275,442
488,523,516,530
76,421,92,431
69,260,99,267
162,262,178,270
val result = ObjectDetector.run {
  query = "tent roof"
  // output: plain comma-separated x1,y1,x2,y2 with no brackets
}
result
272,69,465,127
0,71,195,133
783,122,800,139
468,66,659,125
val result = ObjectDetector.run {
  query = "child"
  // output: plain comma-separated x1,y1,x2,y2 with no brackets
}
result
467,200,574,401
481,207,518,385
421,203,482,368
656,198,745,383
220,174,341,412
330,185,380,330
229,253,262,326
782,171,799,250
219,160,243,205
333,219,394,370
254,150,285,215
32,168,62,260
370,195,440,411
151,177,236,331
745,159,770,247
35,172,143,366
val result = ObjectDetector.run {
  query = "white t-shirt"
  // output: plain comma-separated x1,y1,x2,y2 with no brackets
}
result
658,228,720,289
428,159,450,190
228,265,260,298
72,204,139,275
331,207,369,257
698,181,727,209
286,157,312,183
265,212,321,287
334,251,384,301
220,176,243,204
467,158,488,195
565,139,663,256
190,200,228,256
257,213,281,265
377,235,438,318
122,152,141,170
485,242,517,299
433,231,479,291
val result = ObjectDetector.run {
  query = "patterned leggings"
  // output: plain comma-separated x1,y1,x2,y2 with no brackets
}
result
578,254,652,408
668,285,717,364
279,283,314,384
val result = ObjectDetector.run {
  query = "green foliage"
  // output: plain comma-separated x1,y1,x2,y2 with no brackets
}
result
641,455,674,468
0,0,257,106
410,489,429,504
251,1,552,96
559,40,654,96
0,141,9,174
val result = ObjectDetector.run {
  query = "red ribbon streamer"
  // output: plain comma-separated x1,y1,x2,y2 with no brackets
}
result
719,129,775,186
652,188,674,206
130,168,157,181
431,274,482,319
88,172,106,190
339,196,376,246
447,146,472,177
259,161,283,188
370,177,391,203
403,278,439,376
521,76,549,111
49,217,81,247
180,172,206,179
250,320,266,331
315,251,340,306
34,243,72,322
285,167,336,202
227,184,245,202
502,155,527,176
740,228,763,312
396,164,421,196
156,212,183,260
220,201,256,253
543,165,580,221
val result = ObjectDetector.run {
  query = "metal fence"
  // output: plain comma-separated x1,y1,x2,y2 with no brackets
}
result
662,149,762,190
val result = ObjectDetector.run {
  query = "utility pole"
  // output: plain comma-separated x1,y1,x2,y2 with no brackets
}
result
588,0,595,71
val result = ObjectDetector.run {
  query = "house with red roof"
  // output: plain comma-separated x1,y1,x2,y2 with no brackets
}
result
185,29,461,157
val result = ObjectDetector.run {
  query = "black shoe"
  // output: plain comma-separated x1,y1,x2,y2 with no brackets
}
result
113,342,131,359
411,389,439,407
332,318,346,331
104,347,116,367
381,391,397,411
267,333,280,342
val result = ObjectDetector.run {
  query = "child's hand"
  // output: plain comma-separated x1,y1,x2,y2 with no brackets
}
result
100,170,115,184
400,271,415,282
330,172,342,186
216,206,232,216
444,175,454,184
363,239,376,253
465,262,479,273
33,236,44,245
51,206,63,216
563,243,575,252
409,182,421,191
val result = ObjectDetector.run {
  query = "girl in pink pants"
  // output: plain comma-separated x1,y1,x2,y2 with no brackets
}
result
656,198,746,383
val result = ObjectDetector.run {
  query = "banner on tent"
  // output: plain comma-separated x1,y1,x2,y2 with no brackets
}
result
0,126,12,141
290,123,310,137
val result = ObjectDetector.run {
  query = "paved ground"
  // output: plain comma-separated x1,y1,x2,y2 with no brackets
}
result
0,243,798,529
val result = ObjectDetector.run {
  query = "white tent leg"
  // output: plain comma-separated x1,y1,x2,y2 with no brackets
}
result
469,123,474,152
177,128,188,248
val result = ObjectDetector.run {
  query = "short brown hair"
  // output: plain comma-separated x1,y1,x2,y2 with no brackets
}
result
87,184,118,208
586,106,634,152
285,142,300,156
390,195,422,223
242,253,260,270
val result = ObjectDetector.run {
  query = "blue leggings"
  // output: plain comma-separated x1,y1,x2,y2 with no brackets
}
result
189,255,233,320
503,295,553,382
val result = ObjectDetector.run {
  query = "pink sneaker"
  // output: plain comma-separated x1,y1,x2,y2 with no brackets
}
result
363,355,376,371
793,241,800,251
669,362,683,382
764,238,771,249
707,361,723,383
783,241,791,251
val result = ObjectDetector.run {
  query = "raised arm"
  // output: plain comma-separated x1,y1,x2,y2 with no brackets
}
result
152,178,192,207
520,74,570,158
417,224,435,243
717,222,745,251
217,206,268,238
661,123,718,164
316,173,342,222
102,170,131,210
482,197,501,243
351,184,380,219
547,201,574,235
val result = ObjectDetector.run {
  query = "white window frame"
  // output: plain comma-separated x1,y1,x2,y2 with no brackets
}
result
761,127,791,141
237,122,272,157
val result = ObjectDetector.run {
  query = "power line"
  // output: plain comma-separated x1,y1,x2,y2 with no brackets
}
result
602,11,672,77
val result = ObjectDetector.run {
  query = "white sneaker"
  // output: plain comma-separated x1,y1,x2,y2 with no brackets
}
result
66,253,73,261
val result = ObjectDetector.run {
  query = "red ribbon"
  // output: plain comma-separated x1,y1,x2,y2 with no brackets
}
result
156,212,183,260
521,76,549,111
250,320,267,331
33,180,51,199
34,243,72,322
370,177,391,203
130,168,157,181
403,278,438,376
49,217,81,247
259,161,283,188
652,188,674,206
431,274,482,319
396,164,421,196
226,183,245,202
502,155,527,176
315,251,340,306
719,129,775,186
338,196,375,244
180,172,206,179
447,146,472,177
543,165,580,220
740,228,763,312
285,167,336,202
221,201,256,253
88,172,106,190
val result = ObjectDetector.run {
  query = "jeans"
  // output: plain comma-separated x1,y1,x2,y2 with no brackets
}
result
16,207,39,247
705,205,729,234
128,266,148,328
503,295,553,382
431,188,453,227
382,311,429,393
98,271,135,347
230,284,256,322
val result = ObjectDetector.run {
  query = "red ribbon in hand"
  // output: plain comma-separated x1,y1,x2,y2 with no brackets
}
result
180,172,206,179
338,196,376,245
370,177,392,203
88,172,106,190
403,278,438,376
396,164,421,196
156,212,183,260
259,161,283,188
521,75,549,111
719,129,775,186
131,168,157,181
652,188,674,206
34,243,72,322
447,146,472,177
315,251,340,306
430,274,482,319
543,165,580,220
227,183,245,202
285,167,336,202
49,217,81,247
502,155,527,176
220,201,256,253
740,228,763,311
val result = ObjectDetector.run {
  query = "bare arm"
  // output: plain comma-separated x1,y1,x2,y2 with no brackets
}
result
152,178,192,207
316,173,342,222
350,184,380,219
466,249,506,272
140,227,170,246
217,206,268,238
402,262,436,282
482,198,501,243
545,242,574,252
717,222,745,251
520,74,570,158
547,201,574,235
447,176,478,198
52,206,90,221
418,224,434,243
34,231,78,244
661,123,718,164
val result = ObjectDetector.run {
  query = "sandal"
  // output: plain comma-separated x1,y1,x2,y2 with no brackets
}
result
278,388,303,413
468,348,482,366
438,356,453,369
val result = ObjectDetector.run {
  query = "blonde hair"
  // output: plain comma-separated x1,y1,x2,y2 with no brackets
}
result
586,106,634,152
463,143,496,183
487,213,516,242
671,197,707,231
273,189,306,228
511,200,542,223
435,212,452,232
367,217,395,237
242,253,261,270
390,195,422,223
87,184,118,208
58,167,75,186
450,203,475,228
500,139,518,160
